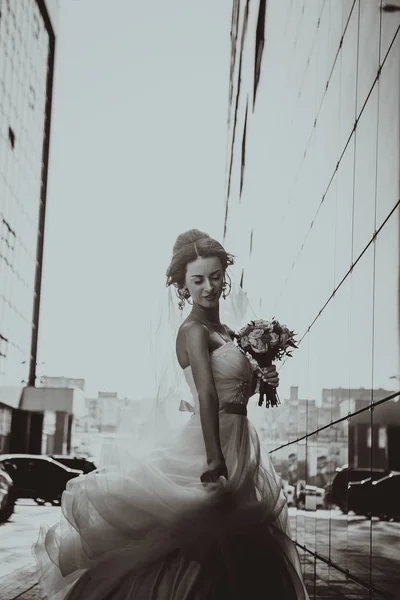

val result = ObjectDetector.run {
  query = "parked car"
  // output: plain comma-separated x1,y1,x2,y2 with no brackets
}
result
331,466,389,513
370,472,400,520
348,471,400,519
50,455,97,474
0,462,15,523
0,454,83,506
347,478,375,515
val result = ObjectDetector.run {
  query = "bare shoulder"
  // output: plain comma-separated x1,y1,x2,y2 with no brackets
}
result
176,319,211,370
178,319,209,345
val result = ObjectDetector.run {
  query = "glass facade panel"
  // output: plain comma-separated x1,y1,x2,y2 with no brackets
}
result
380,0,400,59
334,139,354,288
373,205,399,394
375,31,400,231
352,86,378,261
296,441,307,550
315,426,333,560
338,3,358,153
370,400,400,595
356,0,381,114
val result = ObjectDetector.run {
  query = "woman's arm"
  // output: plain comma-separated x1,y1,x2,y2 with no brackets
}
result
184,322,226,473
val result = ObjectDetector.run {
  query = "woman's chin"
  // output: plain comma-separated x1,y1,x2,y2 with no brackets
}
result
196,297,220,309
203,298,220,308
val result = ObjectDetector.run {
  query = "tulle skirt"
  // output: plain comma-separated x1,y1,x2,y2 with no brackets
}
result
34,412,309,599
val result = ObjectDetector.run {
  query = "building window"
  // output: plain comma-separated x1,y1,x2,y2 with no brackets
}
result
378,426,387,450
0,405,12,436
367,426,372,448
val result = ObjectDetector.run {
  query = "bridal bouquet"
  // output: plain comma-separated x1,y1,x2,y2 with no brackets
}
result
235,319,297,408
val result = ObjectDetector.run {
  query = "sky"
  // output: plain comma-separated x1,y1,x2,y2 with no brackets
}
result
37,0,233,398
36,0,399,407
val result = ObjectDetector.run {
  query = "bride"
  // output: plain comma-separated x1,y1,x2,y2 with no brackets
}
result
34,229,309,599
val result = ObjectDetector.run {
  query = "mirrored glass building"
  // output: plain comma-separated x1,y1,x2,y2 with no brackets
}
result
0,0,76,455
223,2,400,598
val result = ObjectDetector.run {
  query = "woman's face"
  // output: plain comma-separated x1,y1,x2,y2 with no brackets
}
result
184,256,224,309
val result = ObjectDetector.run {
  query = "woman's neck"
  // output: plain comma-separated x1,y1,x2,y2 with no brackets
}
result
191,302,221,326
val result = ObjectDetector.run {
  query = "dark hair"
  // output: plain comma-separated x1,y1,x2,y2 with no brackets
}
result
166,229,234,290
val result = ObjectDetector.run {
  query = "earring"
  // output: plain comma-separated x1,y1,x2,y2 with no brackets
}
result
222,274,231,300
176,287,191,310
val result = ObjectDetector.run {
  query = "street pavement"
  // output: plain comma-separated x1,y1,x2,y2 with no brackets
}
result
0,504,399,599
0,500,59,600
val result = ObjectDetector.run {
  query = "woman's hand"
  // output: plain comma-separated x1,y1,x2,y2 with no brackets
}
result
258,365,279,388
200,460,228,485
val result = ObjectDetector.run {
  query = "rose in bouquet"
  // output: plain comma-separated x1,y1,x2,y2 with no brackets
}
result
235,319,297,408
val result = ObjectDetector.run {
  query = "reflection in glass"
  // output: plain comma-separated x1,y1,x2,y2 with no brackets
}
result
296,442,307,550
376,33,400,230
287,444,298,543
343,242,375,586
304,436,317,556
346,409,373,589
356,0,381,114
338,2,358,152
352,85,378,261
317,573,371,600
334,138,354,288
373,206,399,393
371,400,400,597
315,426,332,562
370,202,400,598
302,553,315,600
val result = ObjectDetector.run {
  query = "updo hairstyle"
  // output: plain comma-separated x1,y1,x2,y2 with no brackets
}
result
166,229,234,308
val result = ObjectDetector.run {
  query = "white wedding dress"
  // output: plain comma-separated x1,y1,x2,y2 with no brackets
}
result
34,341,309,599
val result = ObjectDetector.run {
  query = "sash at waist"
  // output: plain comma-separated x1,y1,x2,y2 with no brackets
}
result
179,400,247,416
221,403,247,416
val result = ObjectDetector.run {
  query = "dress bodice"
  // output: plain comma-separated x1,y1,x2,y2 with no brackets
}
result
183,341,253,414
